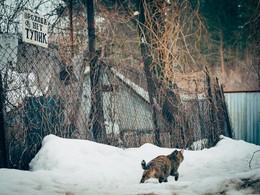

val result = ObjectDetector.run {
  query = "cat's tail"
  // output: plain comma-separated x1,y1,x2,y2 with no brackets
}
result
141,160,146,169
141,160,152,170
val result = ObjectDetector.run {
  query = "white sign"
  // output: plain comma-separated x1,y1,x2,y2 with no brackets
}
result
22,10,48,48
0,34,18,69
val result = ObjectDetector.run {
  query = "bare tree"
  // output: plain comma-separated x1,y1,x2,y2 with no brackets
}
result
135,0,162,146
94,0,225,148
87,0,107,143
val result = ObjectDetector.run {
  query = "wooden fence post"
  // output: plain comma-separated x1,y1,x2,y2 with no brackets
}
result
220,84,233,138
204,67,219,147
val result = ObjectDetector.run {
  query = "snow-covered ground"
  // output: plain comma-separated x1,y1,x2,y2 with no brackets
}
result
0,135,260,195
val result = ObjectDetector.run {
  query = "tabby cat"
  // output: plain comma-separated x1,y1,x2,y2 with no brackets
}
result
140,149,184,183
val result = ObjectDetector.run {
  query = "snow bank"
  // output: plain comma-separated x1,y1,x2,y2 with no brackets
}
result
0,135,260,195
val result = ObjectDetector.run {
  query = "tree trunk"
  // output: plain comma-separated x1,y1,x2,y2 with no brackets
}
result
219,30,225,86
0,73,7,168
137,0,161,146
205,67,219,147
87,0,106,143
69,0,74,58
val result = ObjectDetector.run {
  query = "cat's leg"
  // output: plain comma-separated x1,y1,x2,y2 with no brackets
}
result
140,173,148,183
174,172,179,181
171,169,179,181
140,169,154,183
170,169,175,176
140,172,149,183
158,177,165,183
158,177,168,183
140,175,145,183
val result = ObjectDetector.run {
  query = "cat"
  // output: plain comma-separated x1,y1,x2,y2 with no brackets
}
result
140,149,184,183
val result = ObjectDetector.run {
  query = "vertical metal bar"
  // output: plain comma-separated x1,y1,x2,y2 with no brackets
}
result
0,73,7,168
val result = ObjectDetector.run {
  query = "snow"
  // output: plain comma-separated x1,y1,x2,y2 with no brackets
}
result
0,135,260,195
5,69,44,110
133,11,140,16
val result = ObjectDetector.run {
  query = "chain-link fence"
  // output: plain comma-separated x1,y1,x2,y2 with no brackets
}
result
0,2,232,170
1,33,83,169
0,34,232,168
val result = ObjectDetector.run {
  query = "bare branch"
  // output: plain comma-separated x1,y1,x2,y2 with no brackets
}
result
249,149,260,170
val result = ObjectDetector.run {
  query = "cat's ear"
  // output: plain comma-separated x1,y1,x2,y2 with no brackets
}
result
173,150,178,155
180,149,184,154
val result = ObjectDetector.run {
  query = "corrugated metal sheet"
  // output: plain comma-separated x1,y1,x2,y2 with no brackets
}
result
224,92,260,145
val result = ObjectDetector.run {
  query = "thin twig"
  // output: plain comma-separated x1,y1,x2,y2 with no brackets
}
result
249,149,260,170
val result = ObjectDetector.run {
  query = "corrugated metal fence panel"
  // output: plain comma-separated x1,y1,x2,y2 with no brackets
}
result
224,92,260,145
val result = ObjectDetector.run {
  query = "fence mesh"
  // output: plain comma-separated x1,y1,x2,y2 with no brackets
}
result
0,2,232,170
